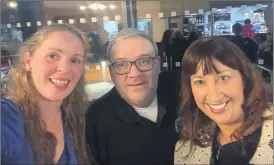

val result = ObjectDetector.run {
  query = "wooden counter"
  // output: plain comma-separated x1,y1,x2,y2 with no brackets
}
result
85,62,112,83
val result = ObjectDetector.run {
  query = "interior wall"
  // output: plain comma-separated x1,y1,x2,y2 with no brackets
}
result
159,0,210,16
136,1,166,42
159,0,272,16
42,0,273,42
44,6,124,43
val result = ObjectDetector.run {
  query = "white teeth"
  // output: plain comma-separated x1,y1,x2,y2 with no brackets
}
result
209,102,226,110
50,79,69,86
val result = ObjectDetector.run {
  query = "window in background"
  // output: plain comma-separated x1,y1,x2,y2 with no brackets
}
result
103,21,119,40
137,18,153,38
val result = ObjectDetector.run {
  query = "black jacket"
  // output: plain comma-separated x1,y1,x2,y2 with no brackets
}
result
230,35,258,63
86,70,181,165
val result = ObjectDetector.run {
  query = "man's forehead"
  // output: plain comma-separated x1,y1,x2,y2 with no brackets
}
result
110,37,155,61
114,36,153,48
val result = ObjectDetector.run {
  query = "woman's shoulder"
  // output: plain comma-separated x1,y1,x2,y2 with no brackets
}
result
1,98,25,139
1,98,26,163
261,106,273,139
174,140,211,164
249,107,273,164
1,98,23,120
174,141,189,165
1,98,25,135
250,118,273,164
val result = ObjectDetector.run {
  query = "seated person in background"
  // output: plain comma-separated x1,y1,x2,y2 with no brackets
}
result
174,37,273,165
1,24,92,164
231,23,258,64
86,28,180,165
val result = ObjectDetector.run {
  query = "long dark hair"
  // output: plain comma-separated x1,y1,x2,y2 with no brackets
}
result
179,37,269,152
161,29,174,45
188,31,199,44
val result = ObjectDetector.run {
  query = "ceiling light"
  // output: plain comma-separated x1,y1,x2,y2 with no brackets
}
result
98,4,106,10
9,2,18,8
80,6,87,10
109,5,116,9
89,4,98,10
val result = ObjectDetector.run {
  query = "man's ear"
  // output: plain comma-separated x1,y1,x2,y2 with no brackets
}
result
157,56,161,65
23,52,32,71
109,66,115,82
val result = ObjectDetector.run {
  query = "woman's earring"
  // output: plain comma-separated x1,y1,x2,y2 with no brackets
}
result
26,65,31,71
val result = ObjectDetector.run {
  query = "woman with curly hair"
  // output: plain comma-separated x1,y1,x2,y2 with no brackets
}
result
1,24,93,164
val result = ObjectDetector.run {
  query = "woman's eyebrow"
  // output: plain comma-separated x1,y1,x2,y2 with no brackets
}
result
191,75,204,79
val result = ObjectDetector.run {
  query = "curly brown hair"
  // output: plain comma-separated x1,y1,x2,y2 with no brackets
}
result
7,24,92,164
179,37,269,154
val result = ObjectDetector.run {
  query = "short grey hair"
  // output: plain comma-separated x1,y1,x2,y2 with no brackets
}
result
107,28,158,61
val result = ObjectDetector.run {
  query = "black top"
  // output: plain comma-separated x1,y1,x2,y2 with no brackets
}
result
86,70,181,165
210,126,262,165
230,35,258,63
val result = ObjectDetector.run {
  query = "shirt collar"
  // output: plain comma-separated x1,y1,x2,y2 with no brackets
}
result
112,88,168,124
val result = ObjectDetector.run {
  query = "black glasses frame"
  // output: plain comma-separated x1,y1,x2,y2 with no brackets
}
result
110,56,157,75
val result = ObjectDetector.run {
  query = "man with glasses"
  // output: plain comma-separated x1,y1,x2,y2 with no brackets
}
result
86,28,180,165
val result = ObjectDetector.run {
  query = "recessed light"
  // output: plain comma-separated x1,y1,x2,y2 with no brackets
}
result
89,4,98,10
98,4,106,10
109,5,116,9
79,6,86,11
9,2,18,8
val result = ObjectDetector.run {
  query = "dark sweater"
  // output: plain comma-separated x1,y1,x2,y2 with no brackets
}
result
86,70,181,165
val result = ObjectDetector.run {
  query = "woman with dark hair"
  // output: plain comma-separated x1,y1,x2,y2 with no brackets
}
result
174,37,272,165
160,29,174,69
170,30,189,70
188,31,200,44
161,29,174,46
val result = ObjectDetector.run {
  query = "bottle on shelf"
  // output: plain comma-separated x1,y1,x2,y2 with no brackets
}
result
197,17,200,23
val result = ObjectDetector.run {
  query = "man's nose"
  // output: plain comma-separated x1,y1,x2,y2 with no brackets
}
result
128,63,142,78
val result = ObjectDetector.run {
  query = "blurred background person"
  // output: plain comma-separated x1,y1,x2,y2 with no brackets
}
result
231,23,258,64
170,30,189,70
242,19,255,40
160,29,174,70
187,31,200,45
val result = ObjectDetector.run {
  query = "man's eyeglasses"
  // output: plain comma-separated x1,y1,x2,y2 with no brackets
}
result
110,56,157,75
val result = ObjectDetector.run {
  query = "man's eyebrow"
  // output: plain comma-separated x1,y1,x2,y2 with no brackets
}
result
115,54,153,61
139,53,152,57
